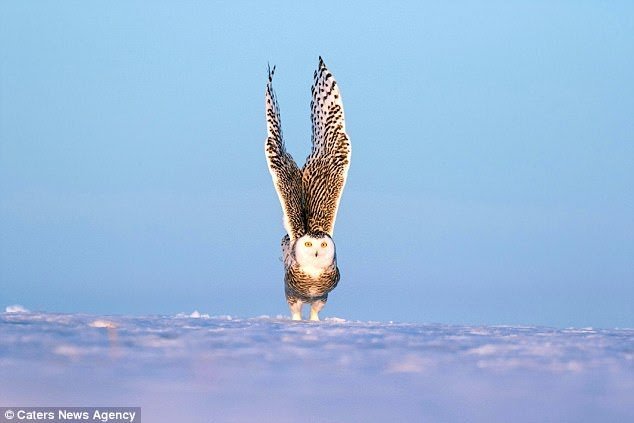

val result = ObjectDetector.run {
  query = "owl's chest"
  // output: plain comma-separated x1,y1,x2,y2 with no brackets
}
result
298,264,326,279
286,263,339,295
290,258,338,281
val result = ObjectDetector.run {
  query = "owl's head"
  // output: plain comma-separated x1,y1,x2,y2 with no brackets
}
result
294,232,336,268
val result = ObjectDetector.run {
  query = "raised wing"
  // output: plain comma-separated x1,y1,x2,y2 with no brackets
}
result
264,65,306,241
303,57,351,235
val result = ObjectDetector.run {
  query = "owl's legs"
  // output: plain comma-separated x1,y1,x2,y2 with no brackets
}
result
288,299,303,321
309,298,327,321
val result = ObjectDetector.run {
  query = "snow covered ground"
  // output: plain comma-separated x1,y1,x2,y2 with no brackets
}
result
1,309,632,423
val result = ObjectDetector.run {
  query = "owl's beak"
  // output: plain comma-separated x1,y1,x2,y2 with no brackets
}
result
314,251,319,257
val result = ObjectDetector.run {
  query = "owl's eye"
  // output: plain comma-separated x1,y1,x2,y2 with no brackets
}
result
321,242,328,248
304,241,313,247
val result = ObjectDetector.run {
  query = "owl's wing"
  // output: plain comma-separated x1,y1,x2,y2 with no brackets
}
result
264,65,306,241
303,57,351,236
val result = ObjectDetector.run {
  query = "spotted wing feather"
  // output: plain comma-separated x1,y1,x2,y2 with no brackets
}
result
264,65,306,241
303,57,351,235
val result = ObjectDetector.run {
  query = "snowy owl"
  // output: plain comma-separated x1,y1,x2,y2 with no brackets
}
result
264,57,351,321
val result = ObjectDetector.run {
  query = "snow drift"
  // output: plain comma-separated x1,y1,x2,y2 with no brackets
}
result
1,311,632,422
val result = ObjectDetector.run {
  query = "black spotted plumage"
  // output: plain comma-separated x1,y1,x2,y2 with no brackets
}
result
264,65,306,240
264,57,351,320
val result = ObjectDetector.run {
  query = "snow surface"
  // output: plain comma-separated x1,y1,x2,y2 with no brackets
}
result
1,310,632,423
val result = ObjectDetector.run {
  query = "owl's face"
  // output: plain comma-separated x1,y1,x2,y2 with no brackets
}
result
294,234,336,268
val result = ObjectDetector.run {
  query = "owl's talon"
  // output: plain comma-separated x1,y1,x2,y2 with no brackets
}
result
309,300,325,322
289,301,303,321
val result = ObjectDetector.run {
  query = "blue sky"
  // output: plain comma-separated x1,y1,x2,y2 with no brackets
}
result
1,1,632,327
